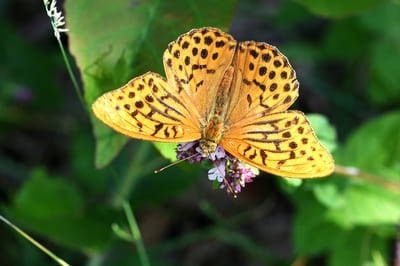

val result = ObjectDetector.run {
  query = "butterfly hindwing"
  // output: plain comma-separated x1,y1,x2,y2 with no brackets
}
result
221,111,334,178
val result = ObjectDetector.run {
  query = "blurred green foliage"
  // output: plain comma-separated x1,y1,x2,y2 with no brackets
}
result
1,0,399,265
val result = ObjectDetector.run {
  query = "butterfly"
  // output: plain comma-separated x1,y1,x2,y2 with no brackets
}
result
92,27,334,178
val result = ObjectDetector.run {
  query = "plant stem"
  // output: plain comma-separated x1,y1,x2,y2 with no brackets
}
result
396,225,400,266
122,201,150,266
56,37,87,111
112,141,161,207
0,214,69,266
43,0,86,111
335,165,400,193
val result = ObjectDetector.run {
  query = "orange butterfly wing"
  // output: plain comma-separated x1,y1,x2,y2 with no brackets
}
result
220,42,334,177
92,72,200,142
163,27,237,121
92,27,334,178
93,27,237,143
221,111,334,178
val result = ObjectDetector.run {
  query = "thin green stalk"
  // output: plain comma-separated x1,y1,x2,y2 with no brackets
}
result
122,201,150,266
112,141,162,207
44,2,149,266
0,214,69,266
56,37,87,110
43,0,86,111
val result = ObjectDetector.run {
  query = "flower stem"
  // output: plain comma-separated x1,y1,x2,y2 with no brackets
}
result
334,165,400,193
43,0,87,111
56,37,87,111
0,214,69,266
122,201,150,266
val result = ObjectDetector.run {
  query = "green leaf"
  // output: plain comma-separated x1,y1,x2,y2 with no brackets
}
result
329,111,400,225
294,111,400,255
153,142,178,162
274,0,314,27
277,177,303,194
367,40,400,106
293,192,392,263
291,0,388,18
307,113,337,153
130,164,201,208
280,41,321,63
69,127,109,193
338,111,400,177
92,116,130,168
5,168,121,251
65,0,237,168
12,168,83,219
328,227,389,266
358,1,400,40
293,192,347,255
339,182,400,225
320,19,368,60
312,181,347,209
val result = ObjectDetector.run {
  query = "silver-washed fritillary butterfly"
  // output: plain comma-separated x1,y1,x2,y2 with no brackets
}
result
92,27,334,178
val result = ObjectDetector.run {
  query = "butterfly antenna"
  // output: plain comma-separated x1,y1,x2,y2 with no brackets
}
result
216,164,237,198
154,154,198,174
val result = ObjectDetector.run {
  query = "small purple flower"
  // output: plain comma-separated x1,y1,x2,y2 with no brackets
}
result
208,162,225,182
14,87,33,103
219,160,256,194
176,140,257,196
176,141,203,163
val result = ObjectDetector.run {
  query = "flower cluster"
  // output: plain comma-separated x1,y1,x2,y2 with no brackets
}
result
176,141,257,196
43,0,68,39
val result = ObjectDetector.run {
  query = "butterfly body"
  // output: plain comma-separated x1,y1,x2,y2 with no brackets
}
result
92,27,334,178
199,66,234,156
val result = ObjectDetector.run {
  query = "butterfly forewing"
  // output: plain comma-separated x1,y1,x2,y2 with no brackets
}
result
163,27,237,121
221,111,334,177
226,41,299,128
92,72,201,142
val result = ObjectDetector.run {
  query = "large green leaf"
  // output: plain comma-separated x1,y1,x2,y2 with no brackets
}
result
5,168,121,251
153,142,177,162
307,113,337,153
309,112,400,225
320,19,368,60
328,227,389,266
330,111,400,225
293,187,393,264
338,111,400,179
358,1,400,40
292,0,388,17
293,192,347,255
11,168,83,219
367,40,400,106
293,112,400,257
65,0,237,168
